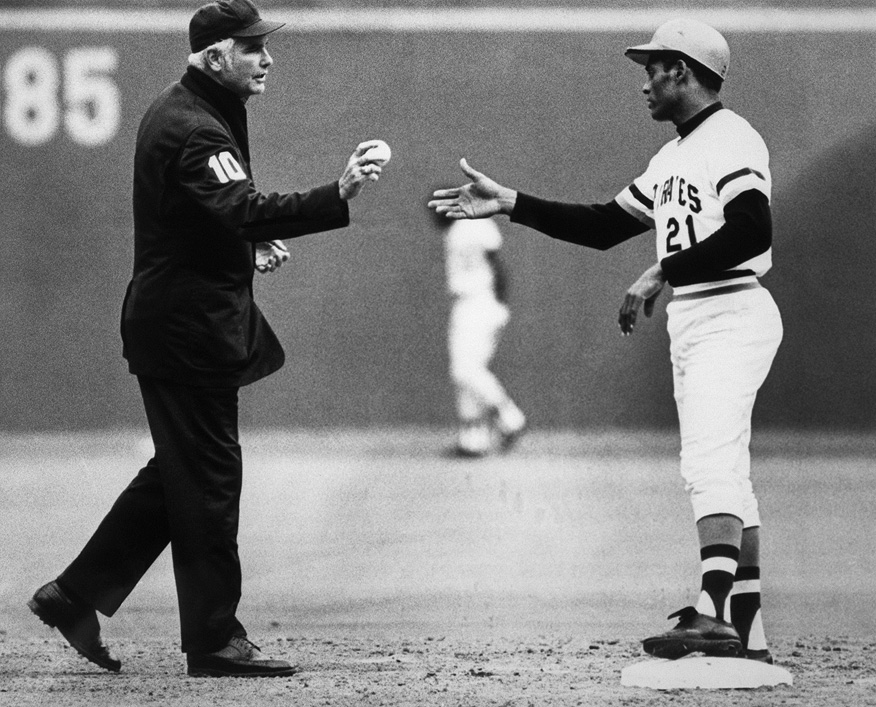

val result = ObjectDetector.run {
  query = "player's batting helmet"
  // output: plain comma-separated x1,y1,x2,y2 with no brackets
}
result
625,19,730,81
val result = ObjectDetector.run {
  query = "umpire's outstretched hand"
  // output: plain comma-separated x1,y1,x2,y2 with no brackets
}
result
619,262,666,336
428,158,518,219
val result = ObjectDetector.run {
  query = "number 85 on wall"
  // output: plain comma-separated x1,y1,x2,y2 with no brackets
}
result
4,46,120,147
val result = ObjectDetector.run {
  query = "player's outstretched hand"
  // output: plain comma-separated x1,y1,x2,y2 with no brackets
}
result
428,158,518,219
339,140,385,201
618,263,666,336
255,240,290,274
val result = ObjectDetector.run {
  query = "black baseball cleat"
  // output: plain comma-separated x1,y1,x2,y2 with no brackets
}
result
187,636,299,677
28,581,122,672
642,606,742,660
743,648,774,664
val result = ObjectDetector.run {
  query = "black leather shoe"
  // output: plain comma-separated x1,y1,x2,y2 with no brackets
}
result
187,636,299,677
642,606,742,660
28,581,121,672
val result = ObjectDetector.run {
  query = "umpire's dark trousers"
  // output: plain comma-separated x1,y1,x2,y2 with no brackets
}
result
59,376,246,654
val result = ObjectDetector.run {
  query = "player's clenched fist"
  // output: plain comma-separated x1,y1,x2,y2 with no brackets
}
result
338,140,390,200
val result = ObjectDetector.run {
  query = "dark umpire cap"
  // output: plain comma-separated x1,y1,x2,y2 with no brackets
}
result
189,0,285,53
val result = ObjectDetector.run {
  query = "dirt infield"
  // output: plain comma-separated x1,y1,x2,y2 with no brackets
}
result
3,632,876,706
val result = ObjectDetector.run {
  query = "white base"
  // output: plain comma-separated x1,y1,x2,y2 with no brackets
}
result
621,656,793,690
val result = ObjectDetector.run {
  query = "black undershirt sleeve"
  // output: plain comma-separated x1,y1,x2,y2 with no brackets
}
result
660,189,771,287
510,192,650,250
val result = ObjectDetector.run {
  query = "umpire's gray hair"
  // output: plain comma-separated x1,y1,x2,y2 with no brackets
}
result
187,38,235,71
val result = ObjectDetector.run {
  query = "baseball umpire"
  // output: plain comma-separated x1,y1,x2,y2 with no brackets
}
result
28,0,385,677
429,19,781,663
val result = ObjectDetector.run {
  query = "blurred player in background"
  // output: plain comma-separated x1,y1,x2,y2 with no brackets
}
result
430,19,781,663
28,0,385,678
441,213,526,457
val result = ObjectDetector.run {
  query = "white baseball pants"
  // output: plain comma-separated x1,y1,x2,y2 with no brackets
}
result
667,286,782,528
448,296,511,421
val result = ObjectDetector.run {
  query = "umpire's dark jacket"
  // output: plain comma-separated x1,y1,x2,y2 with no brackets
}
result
122,66,349,387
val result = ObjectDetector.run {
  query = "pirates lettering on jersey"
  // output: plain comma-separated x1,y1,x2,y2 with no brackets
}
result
658,175,702,213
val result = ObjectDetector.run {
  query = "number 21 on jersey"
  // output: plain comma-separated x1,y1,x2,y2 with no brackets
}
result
666,214,698,252
208,151,246,183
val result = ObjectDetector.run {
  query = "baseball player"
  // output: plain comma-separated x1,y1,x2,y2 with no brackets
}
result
429,19,781,663
443,217,526,456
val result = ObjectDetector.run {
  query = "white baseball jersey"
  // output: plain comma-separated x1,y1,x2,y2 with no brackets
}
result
616,108,772,296
444,218,503,298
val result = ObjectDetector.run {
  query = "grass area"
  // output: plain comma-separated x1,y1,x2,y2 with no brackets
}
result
2,427,875,642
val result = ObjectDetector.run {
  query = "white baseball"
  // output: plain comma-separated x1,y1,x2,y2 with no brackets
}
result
363,140,392,166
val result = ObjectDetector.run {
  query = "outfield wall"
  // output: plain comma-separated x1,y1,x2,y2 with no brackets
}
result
0,7,874,431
